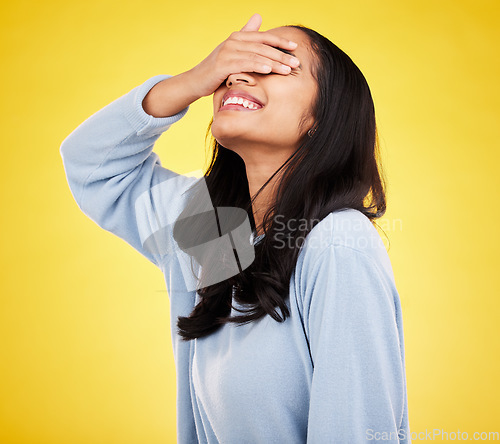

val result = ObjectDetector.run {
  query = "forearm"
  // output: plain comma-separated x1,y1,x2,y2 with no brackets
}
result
142,69,202,118
60,74,192,268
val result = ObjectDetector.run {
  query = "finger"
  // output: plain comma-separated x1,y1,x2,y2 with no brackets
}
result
240,13,262,32
242,42,301,69
232,30,298,51
230,55,294,76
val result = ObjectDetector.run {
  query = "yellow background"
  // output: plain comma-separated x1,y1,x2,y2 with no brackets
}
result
1,0,499,442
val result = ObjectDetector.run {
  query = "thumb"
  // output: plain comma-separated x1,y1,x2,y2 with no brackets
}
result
240,13,262,32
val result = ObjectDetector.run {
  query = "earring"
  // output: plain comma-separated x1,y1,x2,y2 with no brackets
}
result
308,127,316,138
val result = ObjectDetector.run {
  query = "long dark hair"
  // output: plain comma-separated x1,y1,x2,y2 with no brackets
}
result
174,24,387,341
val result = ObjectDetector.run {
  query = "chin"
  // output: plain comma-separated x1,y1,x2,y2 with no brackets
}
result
211,122,241,146
213,136,237,151
211,134,242,156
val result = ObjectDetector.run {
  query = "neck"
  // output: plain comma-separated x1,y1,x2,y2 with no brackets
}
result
245,161,284,237
226,142,296,237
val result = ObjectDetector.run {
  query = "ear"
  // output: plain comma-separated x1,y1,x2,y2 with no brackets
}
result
304,115,316,136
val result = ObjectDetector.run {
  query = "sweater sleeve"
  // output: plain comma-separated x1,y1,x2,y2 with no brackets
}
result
59,74,196,270
301,243,411,443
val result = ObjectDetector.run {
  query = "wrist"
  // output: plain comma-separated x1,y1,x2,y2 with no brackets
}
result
182,67,207,99
142,72,199,118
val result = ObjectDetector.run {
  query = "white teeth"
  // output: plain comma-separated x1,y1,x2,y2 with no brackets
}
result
223,96,261,109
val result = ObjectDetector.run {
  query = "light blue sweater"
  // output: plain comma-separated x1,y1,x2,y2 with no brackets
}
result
60,74,411,443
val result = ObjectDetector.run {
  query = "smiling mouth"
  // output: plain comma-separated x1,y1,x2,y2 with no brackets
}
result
218,103,263,112
219,96,264,113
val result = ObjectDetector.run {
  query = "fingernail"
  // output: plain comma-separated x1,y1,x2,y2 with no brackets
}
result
289,41,298,48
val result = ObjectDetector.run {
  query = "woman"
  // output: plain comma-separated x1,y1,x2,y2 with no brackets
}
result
60,13,411,443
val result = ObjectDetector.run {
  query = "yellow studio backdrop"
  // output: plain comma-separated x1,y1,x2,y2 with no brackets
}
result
1,0,498,442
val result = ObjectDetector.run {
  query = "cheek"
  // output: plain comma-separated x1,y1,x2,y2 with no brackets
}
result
213,89,226,108
265,99,311,130
213,96,221,112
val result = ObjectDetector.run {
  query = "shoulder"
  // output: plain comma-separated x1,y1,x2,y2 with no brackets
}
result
291,209,401,329
302,208,390,263
293,208,396,293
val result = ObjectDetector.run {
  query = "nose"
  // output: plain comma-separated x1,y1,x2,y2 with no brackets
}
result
225,72,257,88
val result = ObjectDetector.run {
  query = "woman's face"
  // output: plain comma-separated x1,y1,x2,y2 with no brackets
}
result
211,27,317,160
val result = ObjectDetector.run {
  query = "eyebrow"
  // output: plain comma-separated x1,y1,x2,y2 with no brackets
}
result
276,47,302,70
